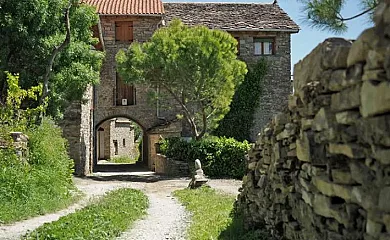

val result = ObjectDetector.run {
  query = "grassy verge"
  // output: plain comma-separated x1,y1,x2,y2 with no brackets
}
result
109,156,138,164
23,188,148,240
0,120,77,224
174,186,272,240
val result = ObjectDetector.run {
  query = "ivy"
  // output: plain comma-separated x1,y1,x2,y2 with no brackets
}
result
214,59,268,142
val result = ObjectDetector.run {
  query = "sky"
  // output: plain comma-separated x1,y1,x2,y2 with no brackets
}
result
164,0,373,71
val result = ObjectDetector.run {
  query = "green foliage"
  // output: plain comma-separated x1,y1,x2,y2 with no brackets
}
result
214,59,267,142
299,0,378,33
0,73,44,131
0,0,104,117
24,188,148,240
117,19,247,139
160,137,250,179
0,119,76,223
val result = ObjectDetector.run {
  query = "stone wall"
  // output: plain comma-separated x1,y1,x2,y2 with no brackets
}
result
230,31,293,141
60,85,93,176
237,2,390,240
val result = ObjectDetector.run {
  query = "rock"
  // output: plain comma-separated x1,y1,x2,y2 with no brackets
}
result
383,214,390,232
328,143,365,159
349,161,375,184
347,28,376,67
366,219,383,237
372,147,390,165
274,113,291,126
357,115,390,147
335,111,360,125
379,187,390,212
332,169,355,184
365,50,386,70
331,84,361,112
360,80,390,117
301,118,313,130
313,194,349,226
313,176,353,201
312,108,335,131
351,186,379,210
296,132,311,162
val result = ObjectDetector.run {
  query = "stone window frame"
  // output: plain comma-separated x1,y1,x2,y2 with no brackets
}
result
254,37,276,56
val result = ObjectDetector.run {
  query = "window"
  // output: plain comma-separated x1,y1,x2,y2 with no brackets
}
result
123,139,126,147
234,37,240,55
113,140,118,155
254,38,275,55
116,73,136,106
115,21,133,42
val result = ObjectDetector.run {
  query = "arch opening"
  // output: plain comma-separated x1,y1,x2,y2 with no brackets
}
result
94,117,145,169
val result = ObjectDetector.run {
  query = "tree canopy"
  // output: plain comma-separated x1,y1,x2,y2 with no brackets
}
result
300,0,378,33
0,0,104,118
116,19,247,140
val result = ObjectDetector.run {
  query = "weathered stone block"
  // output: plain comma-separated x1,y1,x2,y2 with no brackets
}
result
313,176,353,201
350,161,375,184
347,28,376,67
331,85,361,112
360,80,390,117
335,111,360,125
357,115,390,147
313,108,335,131
301,118,313,130
296,132,311,162
329,143,365,159
379,187,390,212
372,147,390,165
313,194,349,226
352,186,379,210
366,219,384,237
332,169,355,184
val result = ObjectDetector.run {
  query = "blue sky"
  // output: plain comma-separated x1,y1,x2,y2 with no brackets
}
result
165,0,372,71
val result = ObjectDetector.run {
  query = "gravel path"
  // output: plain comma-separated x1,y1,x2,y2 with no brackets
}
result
0,171,242,240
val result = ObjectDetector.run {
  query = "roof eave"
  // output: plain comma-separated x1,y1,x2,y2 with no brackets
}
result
226,28,300,33
99,13,164,17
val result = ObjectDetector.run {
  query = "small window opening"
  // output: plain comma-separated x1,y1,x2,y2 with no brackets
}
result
113,140,118,155
123,139,126,147
254,38,275,55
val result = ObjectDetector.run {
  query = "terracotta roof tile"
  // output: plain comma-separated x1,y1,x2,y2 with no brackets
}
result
163,2,299,32
82,0,164,15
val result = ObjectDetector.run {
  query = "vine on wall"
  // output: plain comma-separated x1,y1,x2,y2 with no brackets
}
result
214,59,268,142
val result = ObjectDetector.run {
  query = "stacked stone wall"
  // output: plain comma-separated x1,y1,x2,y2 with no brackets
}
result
237,2,390,240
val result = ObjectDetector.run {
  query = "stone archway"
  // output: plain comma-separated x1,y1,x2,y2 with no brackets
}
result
93,115,149,172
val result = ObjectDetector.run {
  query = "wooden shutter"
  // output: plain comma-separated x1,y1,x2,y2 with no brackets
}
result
116,73,135,106
115,21,133,42
92,25,103,50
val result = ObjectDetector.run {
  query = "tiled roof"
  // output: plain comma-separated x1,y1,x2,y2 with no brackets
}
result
163,2,299,32
82,0,164,15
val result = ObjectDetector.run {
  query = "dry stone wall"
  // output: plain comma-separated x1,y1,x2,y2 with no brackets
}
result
237,2,390,240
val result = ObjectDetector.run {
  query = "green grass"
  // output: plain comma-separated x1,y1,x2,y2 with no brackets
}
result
24,188,148,240
174,186,272,240
109,156,138,164
0,119,77,224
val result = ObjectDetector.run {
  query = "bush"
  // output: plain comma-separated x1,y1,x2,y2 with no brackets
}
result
160,136,250,179
0,119,76,223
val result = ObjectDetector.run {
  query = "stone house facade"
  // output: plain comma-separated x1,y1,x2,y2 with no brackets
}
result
97,118,137,161
65,0,298,175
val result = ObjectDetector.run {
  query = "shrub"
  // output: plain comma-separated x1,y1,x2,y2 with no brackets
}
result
0,119,76,223
160,136,250,179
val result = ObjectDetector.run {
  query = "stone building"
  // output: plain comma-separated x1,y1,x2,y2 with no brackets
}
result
97,118,137,161
64,0,298,175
